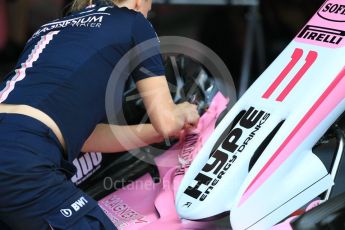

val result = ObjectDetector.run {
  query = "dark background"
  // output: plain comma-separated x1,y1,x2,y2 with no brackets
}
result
0,0,324,89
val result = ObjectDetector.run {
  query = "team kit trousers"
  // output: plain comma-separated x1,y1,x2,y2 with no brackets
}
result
0,113,116,230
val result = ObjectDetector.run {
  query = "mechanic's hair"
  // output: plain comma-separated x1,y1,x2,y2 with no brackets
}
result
70,0,127,12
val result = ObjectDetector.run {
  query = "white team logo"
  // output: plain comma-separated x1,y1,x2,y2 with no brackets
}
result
60,208,73,218
60,197,88,218
71,197,89,211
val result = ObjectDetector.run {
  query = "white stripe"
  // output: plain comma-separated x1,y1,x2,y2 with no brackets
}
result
0,31,60,103
80,9,95,14
98,6,112,12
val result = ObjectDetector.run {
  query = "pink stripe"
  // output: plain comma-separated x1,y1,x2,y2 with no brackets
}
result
26,39,41,66
0,68,21,101
0,31,58,102
13,69,22,82
239,67,345,206
276,51,318,101
0,38,44,101
262,48,303,99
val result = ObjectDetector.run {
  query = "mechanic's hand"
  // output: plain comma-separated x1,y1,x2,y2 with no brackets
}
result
172,102,200,137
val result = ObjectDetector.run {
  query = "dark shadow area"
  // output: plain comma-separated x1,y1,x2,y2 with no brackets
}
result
0,1,324,86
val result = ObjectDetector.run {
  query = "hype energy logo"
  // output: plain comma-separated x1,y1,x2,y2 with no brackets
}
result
317,0,345,22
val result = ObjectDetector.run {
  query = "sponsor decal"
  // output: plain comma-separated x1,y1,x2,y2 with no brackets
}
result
297,25,344,45
175,132,199,176
71,152,103,185
99,195,149,229
60,196,89,218
183,107,270,202
317,1,345,22
31,14,106,39
60,209,73,218
71,196,88,211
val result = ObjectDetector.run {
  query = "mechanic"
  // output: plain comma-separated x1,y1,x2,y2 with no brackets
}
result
0,0,199,229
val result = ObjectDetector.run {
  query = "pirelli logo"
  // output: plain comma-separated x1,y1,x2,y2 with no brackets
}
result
297,25,344,45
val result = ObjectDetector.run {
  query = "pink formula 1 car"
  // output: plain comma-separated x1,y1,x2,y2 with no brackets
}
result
73,1,345,229
176,0,345,229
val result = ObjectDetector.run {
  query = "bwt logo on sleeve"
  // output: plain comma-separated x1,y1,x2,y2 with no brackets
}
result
60,209,73,218
60,196,89,218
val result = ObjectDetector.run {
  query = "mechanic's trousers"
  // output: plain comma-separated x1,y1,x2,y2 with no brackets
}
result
0,113,116,230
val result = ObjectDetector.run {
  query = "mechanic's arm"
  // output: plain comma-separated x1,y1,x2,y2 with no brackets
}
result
81,123,164,153
136,76,200,137
82,77,199,153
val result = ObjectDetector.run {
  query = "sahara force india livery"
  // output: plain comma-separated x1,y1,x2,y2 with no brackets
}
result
176,0,345,229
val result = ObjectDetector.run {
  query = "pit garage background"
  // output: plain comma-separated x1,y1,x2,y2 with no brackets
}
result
1,0,344,229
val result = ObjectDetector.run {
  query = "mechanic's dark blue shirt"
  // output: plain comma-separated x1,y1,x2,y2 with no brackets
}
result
0,4,165,161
